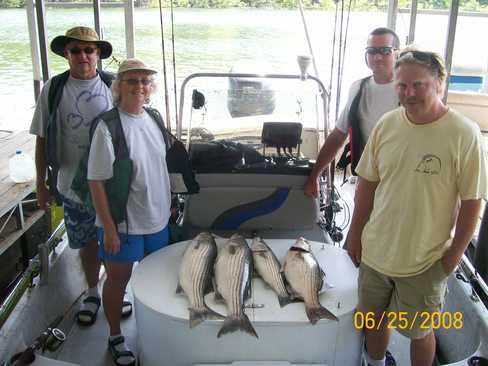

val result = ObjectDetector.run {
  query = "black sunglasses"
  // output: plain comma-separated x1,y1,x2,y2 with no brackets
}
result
365,46,395,56
68,47,97,55
121,78,153,86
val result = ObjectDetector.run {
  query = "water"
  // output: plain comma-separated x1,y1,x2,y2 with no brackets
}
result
0,7,487,131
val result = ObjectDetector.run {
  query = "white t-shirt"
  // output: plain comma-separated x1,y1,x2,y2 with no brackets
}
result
336,77,398,143
87,108,171,235
30,74,113,202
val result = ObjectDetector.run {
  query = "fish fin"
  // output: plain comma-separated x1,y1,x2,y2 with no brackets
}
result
305,305,339,324
278,295,293,307
189,306,225,328
320,267,326,279
175,282,184,295
214,289,225,303
280,261,287,273
217,313,258,339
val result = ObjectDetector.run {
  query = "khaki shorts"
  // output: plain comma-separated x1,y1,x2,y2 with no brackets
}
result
357,261,449,339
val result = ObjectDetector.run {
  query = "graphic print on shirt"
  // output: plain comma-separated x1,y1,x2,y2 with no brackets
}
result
62,89,110,150
415,154,441,175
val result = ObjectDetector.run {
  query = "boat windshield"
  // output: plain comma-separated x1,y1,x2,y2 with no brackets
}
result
178,74,327,162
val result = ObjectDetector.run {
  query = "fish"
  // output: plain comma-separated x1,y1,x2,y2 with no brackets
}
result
214,233,258,338
176,232,224,328
282,237,338,324
250,237,291,307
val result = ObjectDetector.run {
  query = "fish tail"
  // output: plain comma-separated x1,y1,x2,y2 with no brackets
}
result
305,305,339,324
217,313,259,339
189,306,225,328
278,294,293,308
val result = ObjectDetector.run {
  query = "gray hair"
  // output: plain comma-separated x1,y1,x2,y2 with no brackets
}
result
395,47,447,95
111,71,159,106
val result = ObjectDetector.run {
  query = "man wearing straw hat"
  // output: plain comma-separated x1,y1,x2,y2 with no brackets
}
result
30,26,131,327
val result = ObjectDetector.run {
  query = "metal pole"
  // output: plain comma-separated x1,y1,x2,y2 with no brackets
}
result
387,0,398,31
443,0,459,103
26,0,42,101
34,0,50,82
297,0,319,78
407,0,418,45
93,0,102,70
124,0,136,58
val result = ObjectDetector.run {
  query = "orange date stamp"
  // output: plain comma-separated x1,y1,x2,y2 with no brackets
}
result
353,311,463,330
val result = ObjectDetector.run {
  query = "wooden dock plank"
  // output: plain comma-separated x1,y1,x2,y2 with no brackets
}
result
0,131,44,256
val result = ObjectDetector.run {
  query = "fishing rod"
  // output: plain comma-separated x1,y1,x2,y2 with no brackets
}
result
169,0,179,127
158,0,172,131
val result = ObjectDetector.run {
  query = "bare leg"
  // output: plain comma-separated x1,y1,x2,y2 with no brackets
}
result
103,261,133,336
410,331,435,366
79,239,101,288
365,315,391,360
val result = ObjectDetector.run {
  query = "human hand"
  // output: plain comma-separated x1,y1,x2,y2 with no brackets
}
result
345,233,362,267
304,176,318,198
36,183,52,211
104,227,121,255
440,252,461,276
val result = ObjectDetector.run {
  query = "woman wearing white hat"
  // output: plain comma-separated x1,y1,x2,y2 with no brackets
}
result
87,59,172,366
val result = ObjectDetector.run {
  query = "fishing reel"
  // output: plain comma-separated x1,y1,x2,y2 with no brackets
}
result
6,327,66,365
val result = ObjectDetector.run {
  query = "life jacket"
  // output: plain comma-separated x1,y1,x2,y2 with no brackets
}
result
336,76,372,177
45,70,114,202
71,106,199,225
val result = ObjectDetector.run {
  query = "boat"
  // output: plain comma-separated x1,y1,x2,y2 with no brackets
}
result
1,1,488,365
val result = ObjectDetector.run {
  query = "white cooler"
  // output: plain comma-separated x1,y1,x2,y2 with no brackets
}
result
132,239,362,366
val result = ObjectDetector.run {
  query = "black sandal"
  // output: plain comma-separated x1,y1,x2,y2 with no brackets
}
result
76,296,101,326
121,299,133,318
108,336,136,366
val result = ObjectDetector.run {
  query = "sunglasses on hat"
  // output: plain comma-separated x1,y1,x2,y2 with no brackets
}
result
365,46,395,56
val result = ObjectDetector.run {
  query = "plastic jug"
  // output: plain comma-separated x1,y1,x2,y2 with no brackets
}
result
9,149,35,183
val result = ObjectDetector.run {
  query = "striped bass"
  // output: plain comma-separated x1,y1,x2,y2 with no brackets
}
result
176,232,224,328
250,237,291,307
214,233,258,338
282,237,338,324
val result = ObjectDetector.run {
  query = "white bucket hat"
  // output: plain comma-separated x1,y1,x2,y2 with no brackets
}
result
117,58,158,75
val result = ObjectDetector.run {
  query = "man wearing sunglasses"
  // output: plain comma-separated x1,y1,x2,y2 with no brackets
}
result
304,27,399,198
30,26,118,327
348,49,487,366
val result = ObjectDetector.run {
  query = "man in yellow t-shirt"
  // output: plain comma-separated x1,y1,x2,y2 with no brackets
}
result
346,49,487,366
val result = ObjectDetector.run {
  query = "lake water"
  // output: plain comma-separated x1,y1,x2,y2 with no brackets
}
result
0,7,487,131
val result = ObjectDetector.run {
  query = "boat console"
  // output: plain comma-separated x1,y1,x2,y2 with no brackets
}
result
184,121,324,239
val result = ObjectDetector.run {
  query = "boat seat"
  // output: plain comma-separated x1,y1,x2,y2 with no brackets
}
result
183,173,319,232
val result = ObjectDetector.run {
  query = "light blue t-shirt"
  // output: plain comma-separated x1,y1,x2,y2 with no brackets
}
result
30,74,113,202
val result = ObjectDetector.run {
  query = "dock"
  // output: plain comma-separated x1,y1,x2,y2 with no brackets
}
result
0,130,45,258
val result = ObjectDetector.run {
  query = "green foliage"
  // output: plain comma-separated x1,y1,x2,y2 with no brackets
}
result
0,0,24,8
2,0,488,11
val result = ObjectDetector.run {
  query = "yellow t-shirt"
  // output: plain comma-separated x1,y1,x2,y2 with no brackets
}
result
356,107,487,277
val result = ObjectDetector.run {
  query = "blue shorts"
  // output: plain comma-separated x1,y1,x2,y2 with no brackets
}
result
97,225,169,262
60,194,97,249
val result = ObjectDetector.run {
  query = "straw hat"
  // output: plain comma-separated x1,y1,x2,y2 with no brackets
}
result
51,26,112,59
117,59,158,75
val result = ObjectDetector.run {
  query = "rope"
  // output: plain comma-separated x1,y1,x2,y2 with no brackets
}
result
158,0,171,132
169,0,178,127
